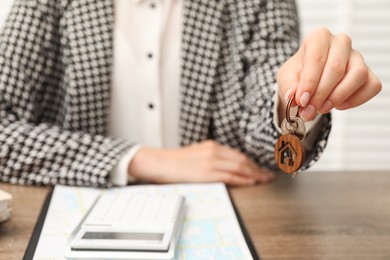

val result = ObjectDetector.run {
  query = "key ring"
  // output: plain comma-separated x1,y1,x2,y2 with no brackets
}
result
285,94,297,125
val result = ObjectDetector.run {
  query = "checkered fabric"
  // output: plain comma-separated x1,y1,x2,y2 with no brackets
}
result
0,0,331,187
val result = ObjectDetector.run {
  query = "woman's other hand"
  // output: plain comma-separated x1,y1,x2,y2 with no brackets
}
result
128,140,275,186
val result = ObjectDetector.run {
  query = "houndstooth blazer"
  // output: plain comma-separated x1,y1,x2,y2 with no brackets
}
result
0,0,331,187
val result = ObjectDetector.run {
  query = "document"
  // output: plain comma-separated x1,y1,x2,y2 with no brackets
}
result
32,183,254,259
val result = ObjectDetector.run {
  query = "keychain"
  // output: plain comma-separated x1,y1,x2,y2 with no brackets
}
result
274,95,306,175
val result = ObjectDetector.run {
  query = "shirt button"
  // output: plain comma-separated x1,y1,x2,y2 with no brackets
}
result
147,53,154,59
150,2,156,9
148,103,154,110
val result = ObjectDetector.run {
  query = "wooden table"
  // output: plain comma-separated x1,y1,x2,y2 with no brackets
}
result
0,183,49,260
1,172,390,259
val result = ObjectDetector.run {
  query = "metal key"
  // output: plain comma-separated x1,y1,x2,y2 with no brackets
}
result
281,116,306,141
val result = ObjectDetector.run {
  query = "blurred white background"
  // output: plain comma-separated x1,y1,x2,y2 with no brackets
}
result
1,0,389,171
0,0,12,25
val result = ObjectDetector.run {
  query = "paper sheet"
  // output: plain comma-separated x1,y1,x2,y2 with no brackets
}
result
33,183,253,260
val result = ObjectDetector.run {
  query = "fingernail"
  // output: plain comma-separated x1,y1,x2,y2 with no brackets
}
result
337,101,349,110
263,173,274,182
301,105,315,121
254,173,265,181
267,171,276,179
256,174,265,181
319,100,333,113
248,179,257,185
284,89,292,103
300,92,310,107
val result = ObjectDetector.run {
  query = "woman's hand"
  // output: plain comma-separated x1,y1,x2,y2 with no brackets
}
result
127,140,275,186
277,27,382,121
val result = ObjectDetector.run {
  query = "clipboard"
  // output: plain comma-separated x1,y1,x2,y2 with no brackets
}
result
24,185,260,260
24,189,53,260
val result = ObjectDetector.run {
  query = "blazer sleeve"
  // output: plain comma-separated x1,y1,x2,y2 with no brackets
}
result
239,0,332,171
0,0,133,187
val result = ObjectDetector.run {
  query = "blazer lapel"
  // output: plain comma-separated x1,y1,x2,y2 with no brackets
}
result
179,0,225,145
62,0,114,135
232,1,261,58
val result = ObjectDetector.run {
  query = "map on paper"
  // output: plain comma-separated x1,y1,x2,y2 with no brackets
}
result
33,183,254,260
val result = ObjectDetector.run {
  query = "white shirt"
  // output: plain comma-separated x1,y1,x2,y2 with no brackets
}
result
109,0,320,185
109,0,182,148
108,0,182,185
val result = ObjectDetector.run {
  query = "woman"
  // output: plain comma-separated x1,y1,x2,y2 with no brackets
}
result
0,0,381,187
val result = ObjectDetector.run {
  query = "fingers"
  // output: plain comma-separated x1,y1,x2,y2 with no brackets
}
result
317,50,381,113
204,171,258,186
296,28,331,108
318,51,369,113
211,158,274,184
303,34,352,120
278,27,381,121
215,144,275,183
335,68,382,110
205,170,275,187
200,141,275,185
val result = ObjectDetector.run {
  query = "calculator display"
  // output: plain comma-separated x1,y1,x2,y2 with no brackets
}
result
82,232,164,242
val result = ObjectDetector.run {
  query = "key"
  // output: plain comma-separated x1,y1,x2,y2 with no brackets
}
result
281,116,306,141
274,95,306,175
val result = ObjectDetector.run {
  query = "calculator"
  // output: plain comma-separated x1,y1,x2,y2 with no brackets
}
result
65,189,185,259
